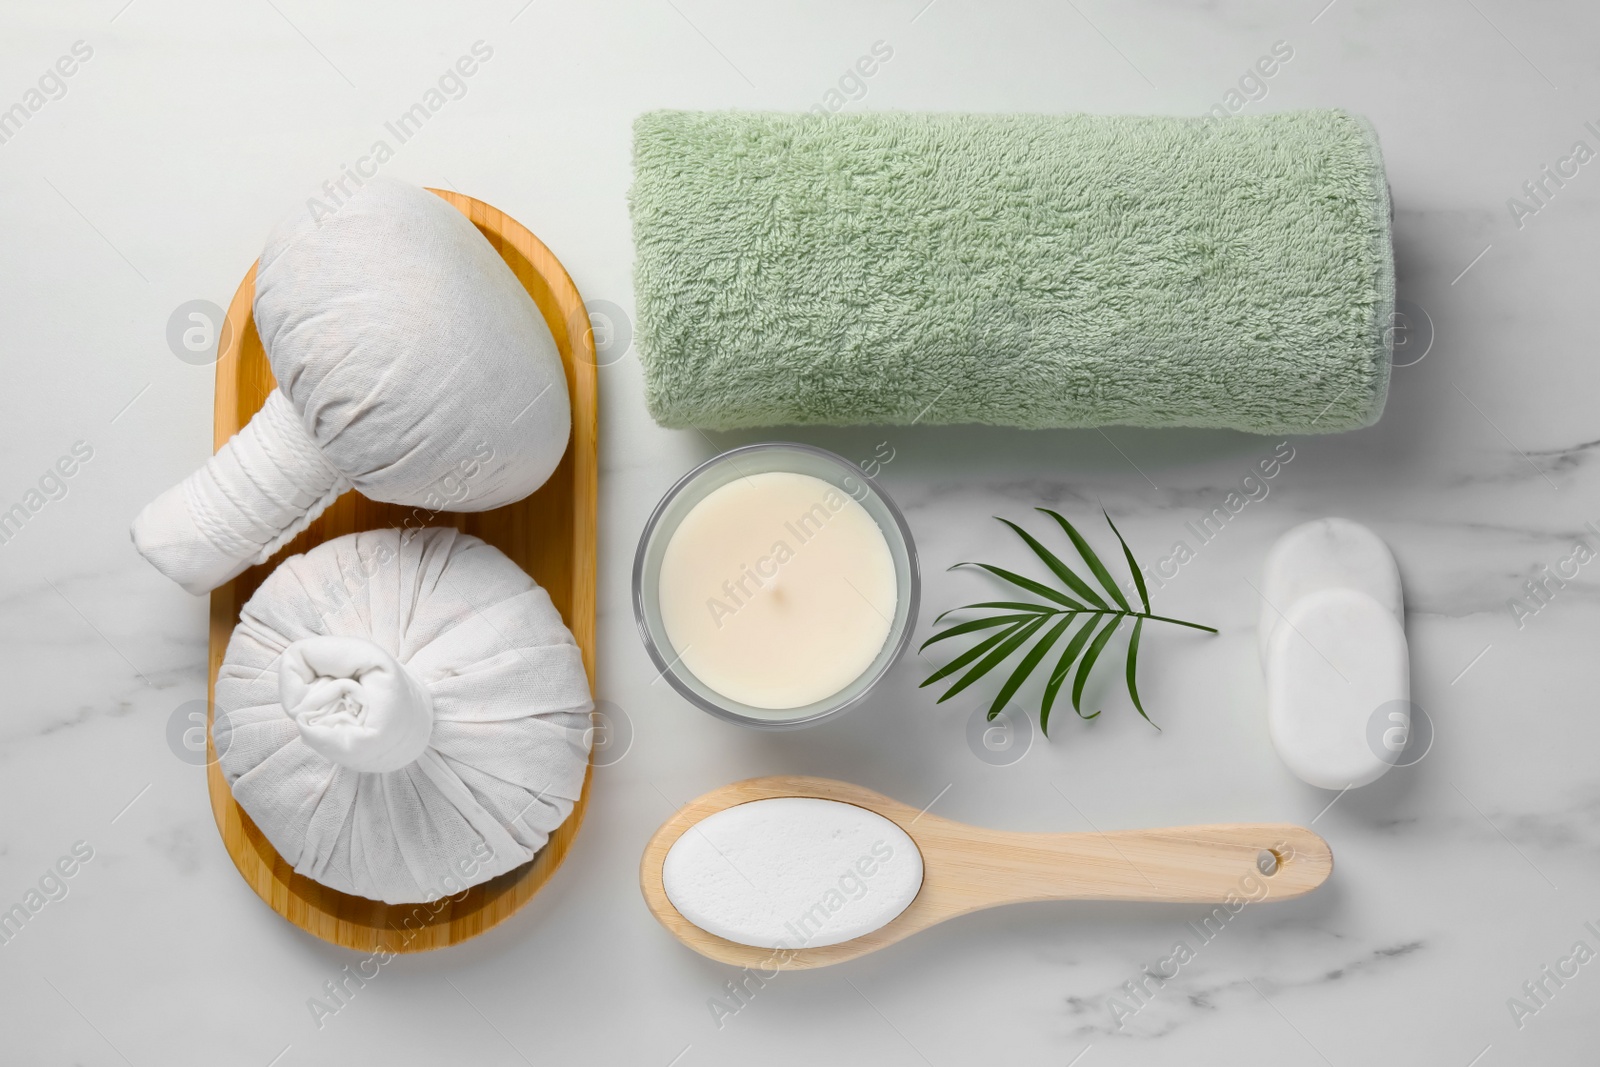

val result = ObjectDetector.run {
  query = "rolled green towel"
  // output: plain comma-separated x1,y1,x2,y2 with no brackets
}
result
630,109,1393,434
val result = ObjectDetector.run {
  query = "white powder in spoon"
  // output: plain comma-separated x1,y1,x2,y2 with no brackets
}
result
662,797,923,949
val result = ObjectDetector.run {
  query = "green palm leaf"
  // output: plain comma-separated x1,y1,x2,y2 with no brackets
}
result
1104,510,1151,614
1041,615,1102,734
933,601,1059,624
919,620,1024,688
1071,615,1123,715
950,562,1085,610
921,612,1046,650
1038,509,1132,612
921,507,1216,738
997,518,1109,610
987,613,1075,722
1125,616,1153,726
934,614,1049,704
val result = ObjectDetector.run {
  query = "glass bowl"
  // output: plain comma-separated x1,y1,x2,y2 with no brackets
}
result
632,442,920,729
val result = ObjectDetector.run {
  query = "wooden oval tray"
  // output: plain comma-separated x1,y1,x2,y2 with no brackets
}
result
204,190,598,953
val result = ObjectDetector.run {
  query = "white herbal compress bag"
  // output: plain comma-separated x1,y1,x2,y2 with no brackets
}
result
132,177,571,595
214,527,592,904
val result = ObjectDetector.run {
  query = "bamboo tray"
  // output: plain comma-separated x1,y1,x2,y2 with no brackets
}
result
204,190,598,953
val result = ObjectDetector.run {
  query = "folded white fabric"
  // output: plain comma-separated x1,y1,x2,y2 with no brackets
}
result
133,177,571,595
279,635,436,774
215,527,592,904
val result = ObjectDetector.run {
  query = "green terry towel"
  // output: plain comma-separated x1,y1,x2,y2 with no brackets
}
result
630,109,1394,434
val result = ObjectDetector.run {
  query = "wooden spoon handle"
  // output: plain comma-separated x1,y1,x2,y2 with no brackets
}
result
923,822,1331,909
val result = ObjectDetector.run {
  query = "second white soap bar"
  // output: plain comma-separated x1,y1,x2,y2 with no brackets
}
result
1265,588,1410,790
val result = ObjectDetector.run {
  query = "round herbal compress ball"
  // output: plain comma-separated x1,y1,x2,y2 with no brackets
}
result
214,527,592,905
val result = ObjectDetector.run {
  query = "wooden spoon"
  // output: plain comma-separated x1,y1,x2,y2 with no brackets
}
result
641,776,1333,970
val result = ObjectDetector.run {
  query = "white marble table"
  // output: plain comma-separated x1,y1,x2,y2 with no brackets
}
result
3,1,1597,1063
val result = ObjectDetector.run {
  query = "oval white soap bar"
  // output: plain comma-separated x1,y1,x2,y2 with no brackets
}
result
662,797,923,950
1266,588,1409,790
1259,518,1403,663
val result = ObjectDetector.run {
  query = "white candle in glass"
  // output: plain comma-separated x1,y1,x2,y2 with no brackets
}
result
657,471,898,710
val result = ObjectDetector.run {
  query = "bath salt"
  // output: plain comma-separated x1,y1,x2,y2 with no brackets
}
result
662,798,922,949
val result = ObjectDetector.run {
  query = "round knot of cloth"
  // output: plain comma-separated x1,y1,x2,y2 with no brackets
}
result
131,177,571,595
280,636,436,775
214,527,593,905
